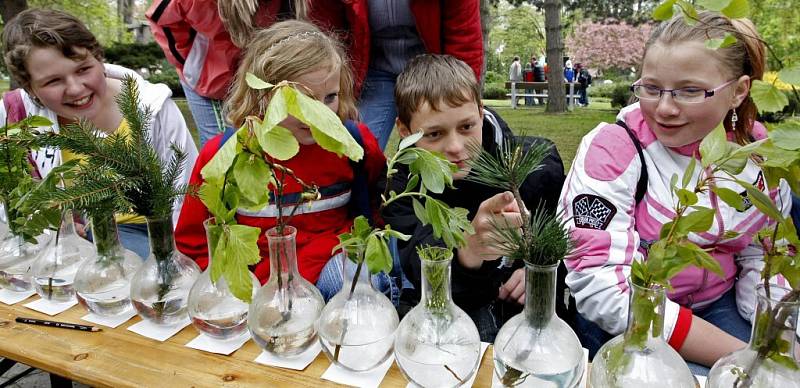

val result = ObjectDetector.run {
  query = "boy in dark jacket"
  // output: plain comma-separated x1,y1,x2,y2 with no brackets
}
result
382,54,566,342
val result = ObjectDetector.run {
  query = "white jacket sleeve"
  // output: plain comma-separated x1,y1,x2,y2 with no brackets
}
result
559,123,684,339
735,179,793,324
150,98,199,227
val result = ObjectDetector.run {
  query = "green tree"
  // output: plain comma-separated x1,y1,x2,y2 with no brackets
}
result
490,2,546,68
749,0,800,69
28,0,130,45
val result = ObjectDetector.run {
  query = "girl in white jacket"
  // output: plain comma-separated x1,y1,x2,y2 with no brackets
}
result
1,8,198,259
559,12,793,376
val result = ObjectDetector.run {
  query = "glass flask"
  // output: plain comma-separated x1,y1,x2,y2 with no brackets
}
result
31,210,93,302
74,213,141,316
0,203,51,292
707,284,800,388
188,218,258,340
249,226,325,356
591,280,695,388
493,263,585,387
394,247,481,387
317,244,399,371
130,216,201,325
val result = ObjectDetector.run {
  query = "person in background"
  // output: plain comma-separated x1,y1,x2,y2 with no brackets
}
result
309,1,484,151
147,0,306,146
576,62,592,107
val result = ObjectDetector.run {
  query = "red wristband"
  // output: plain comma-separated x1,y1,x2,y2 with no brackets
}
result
668,306,693,351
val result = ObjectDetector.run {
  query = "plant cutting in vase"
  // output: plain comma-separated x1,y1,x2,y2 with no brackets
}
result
197,72,363,353
0,115,60,291
33,76,197,324
317,130,473,371
465,137,586,387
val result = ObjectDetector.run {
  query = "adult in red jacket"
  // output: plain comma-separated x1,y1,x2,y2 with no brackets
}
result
308,0,484,150
146,0,301,146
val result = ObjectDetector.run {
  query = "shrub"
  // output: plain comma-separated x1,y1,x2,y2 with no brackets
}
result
610,82,633,108
485,71,504,84
760,90,800,123
148,62,184,98
483,82,507,100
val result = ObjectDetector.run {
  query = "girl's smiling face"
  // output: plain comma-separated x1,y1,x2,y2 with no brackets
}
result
26,46,109,122
639,41,750,148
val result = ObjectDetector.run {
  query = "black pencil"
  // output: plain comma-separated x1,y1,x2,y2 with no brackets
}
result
15,317,101,332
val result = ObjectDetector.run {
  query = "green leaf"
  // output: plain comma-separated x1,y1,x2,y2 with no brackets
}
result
679,1,699,25
778,66,800,86
365,234,392,274
653,0,677,20
221,224,262,302
682,158,696,188
769,353,800,371
699,123,728,167
684,242,725,279
705,34,738,50
697,0,732,11
719,145,749,175
287,87,364,162
24,116,54,127
713,186,745,211
245,72,274,89
209,225,226,283
404,174,420,193
741,181,783,220
398,131,424,151
201,129,241,183
199,183,234,223
677,206,715,233
232,154,271,206
254,87,289,145
260,125,300,160
410,150,453,194
720,0,749,18
675,188,698,206
751,80,790,114
412,198,428,224
768,121,800,150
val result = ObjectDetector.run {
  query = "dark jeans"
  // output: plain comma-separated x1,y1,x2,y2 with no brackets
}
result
576,287,751,376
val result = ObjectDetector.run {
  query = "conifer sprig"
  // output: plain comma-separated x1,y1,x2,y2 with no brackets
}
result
34,76,189,220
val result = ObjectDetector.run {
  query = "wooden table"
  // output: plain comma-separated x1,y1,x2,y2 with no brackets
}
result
0,295,497,387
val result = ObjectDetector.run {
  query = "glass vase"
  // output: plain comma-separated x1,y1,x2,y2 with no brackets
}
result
74,214,141,316
188,218,258,340
707,284,800,388
317,244,399,371
591,280,695,388
249,226,325,356
493,263,585,387
394,248,481,387
31,210,93,302
0,203,51,292
130,216,201,325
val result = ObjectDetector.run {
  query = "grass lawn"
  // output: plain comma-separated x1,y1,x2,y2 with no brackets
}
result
483,98,618,170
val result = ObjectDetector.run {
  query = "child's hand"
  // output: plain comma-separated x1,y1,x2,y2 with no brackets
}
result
457,191,522,269
498,268,526,305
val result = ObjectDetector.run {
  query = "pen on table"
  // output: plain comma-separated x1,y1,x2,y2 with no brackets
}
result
15,317,101,332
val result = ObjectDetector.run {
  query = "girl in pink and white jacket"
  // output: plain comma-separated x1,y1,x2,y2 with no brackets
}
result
558,12,792,376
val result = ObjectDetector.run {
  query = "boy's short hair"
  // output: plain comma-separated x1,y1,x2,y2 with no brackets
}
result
395,54,481,127
3,8,104,92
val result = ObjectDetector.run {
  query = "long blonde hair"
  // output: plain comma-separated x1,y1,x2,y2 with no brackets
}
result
225,19,357,127
218,0,307,48
645,11,766,145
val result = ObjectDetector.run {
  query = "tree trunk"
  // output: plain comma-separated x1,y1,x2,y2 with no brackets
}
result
479,0,492,92
0,0,28,90
544,0,566,113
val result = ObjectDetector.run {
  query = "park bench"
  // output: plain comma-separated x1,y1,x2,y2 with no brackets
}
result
505,81,582,109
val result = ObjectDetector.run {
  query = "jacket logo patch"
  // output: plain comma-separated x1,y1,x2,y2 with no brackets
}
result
573,194,617,230
738,171,765,212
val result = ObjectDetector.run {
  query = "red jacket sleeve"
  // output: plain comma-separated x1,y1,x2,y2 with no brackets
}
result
442,0,484,81
146,0,193,77
174,134,220,270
